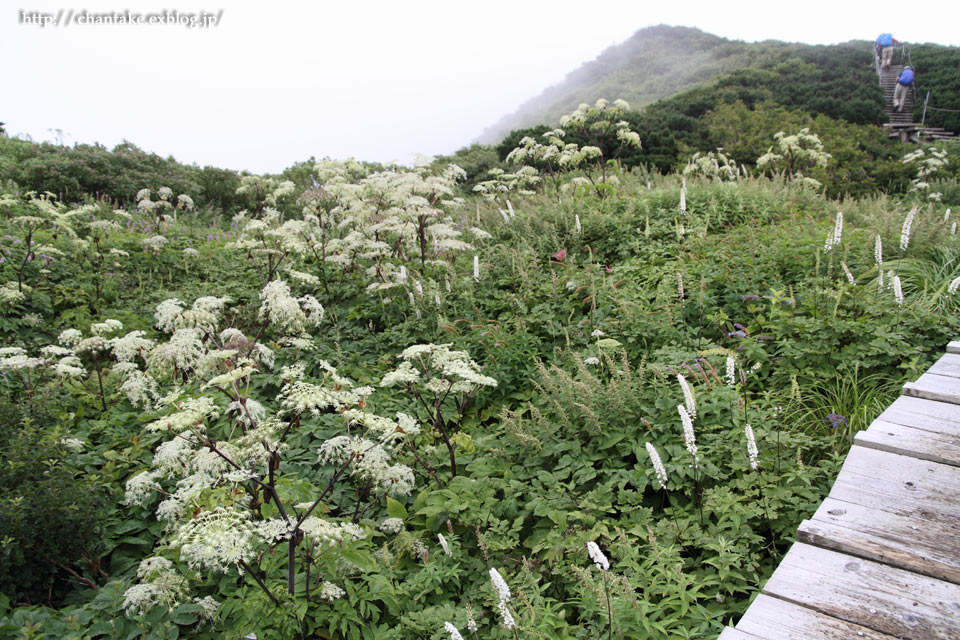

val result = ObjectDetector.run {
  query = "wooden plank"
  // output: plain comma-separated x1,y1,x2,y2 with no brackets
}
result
947,341,960,354
827,447,960,527
855,420,960,466
762,542,960,639
877,395,960,437
716,628,763,640
903,372,960,405
736,594,902,640
928,353,960,379
799,498,960,583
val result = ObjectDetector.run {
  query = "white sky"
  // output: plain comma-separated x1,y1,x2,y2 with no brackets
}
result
2,0,958,174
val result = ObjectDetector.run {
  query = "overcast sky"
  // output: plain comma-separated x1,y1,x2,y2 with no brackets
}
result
3,0,958,174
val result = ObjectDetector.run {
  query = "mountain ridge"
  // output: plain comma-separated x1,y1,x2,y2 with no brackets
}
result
475,25,878,145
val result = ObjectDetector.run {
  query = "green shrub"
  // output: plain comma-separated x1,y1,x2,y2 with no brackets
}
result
0,399,106,605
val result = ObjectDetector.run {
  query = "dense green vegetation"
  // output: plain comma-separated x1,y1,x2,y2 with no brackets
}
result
481,25,960,146
1,110,959,639
908,44,960,132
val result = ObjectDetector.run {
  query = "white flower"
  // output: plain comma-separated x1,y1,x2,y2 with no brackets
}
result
677,374,696,419
489,567,511,602
379,517,404,534
155,299,185,333
842,262,855,286
58,328,83,347
575,214,582,234
678,405,698,463
645,442,667,488
320,581,346,601
170,507,257,573
193,596,219,622
444,622,464,640
677,272,684,300
0,282,25,304
497,599,516,629
125,470,162,506
112,331,153,363
59,437,84,451
725,356,736,387
122,583,164,617
824,211,843,252
143,235,168,253
473,255,479,282
893,275,904,306
591,329,605,338
137,556,173,579
259,280,305,334
586,540,609,571
744,424,759,470
91,318,123,336
438,533,451,556
948,276,960,294
900,207,916,251
584,356,600,366
875,234,883,266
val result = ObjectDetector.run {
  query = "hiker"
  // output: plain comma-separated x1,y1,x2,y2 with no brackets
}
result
894,66,914,112
876,33,898,69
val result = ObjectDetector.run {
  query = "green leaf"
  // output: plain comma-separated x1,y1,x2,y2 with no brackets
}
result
385,496,407,519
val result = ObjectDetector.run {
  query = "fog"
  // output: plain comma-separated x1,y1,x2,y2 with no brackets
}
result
2,0,956,173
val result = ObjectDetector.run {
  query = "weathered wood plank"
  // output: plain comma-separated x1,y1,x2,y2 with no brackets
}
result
762,543,960,638
716,627,763,640
841,445,960,492
827,447,960,528
799,500,960,583
736,594,902,640
946,340,960,355
928,353,960,379
877,396,960,437
855,420,960,466
903,372,960,405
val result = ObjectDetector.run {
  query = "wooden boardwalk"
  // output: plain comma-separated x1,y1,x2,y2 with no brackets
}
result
718,341,960,640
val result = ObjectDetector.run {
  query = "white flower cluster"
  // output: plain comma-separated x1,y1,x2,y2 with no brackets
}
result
900,207,917,252
824,211,843,253
379,517,405,534
683,149,739,182
645,442,668,488
170,507,258,573
317,436,415,496
586,540,609,571
677,374,696,419
381,343,497,395
678,405,698,464
258,279,324,336
744,424,759,470
489,567,515,629
444,622,464,640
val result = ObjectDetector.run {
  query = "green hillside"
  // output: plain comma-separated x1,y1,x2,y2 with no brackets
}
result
478,25,960,147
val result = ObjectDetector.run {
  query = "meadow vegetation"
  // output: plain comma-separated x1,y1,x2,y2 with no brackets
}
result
1,96,959,640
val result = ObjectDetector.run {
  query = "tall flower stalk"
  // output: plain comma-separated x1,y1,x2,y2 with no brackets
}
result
586,541,613,639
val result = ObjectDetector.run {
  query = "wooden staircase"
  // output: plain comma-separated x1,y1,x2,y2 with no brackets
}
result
881,64,956,143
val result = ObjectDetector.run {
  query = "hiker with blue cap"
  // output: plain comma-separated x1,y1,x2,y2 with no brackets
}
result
894,66,914,112
876,33,898,70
